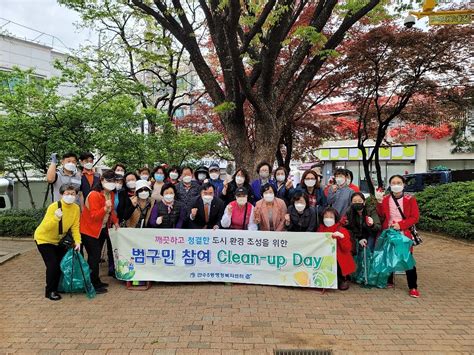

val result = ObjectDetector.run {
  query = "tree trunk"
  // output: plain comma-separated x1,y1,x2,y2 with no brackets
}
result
374,147,384,188
42,183,51,208
360,145,375,195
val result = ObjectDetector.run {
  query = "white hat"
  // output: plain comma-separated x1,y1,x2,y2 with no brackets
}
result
135,180,151,191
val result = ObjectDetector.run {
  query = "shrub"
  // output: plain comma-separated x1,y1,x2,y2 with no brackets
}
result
415,181,474,240
0,208,46,237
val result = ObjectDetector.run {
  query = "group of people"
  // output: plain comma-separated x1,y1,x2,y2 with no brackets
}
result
35,152,420,301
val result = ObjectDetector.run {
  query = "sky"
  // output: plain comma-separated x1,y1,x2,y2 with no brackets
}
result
1,0,96,52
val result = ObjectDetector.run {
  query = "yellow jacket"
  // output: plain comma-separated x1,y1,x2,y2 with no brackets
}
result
34,201,81,245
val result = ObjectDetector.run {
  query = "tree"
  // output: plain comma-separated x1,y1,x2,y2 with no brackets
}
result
97,0,386,175
333,25,473,194
59,0,206,132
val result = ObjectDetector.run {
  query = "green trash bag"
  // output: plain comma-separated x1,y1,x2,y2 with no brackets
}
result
58,249,96,299
353,246,390,288
353,229,415,288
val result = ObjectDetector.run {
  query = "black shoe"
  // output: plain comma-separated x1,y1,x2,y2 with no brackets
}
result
97,281,109,288
94,287,108,294
45,291,62,301
338,280,350,291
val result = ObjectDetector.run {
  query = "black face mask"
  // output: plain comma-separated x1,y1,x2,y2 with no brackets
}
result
352,203,364,211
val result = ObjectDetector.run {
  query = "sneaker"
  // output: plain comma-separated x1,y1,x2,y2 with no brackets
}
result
409,289,420,298
45,291,62,301
94,287,108,294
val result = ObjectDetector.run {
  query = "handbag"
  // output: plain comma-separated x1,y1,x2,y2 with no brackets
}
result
391,194,423,246
57,200,75,248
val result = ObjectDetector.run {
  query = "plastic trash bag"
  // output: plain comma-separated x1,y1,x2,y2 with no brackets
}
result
58,249,96,299
353,229,415,288
353,246,392,288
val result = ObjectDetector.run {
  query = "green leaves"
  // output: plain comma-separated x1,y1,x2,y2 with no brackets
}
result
213,101,236,114
416,182,474,240
293,26,328,46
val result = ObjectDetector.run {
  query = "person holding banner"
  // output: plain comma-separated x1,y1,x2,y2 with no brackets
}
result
376,175,420,298
80,170,120,294
35,183,81,300
220,168,255,205
317,207,356,290
187,183,225,229
254,184,287,231
149,183,186,229
285,191,318,232
221,187,258,230
125,180,155,228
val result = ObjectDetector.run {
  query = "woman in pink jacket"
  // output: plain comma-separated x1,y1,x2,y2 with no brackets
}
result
254,184,287,231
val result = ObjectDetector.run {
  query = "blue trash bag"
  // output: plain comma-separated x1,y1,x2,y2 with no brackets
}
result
353,229,416,288
58,249,96,299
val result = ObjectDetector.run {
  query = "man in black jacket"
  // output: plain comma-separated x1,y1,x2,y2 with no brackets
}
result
187,183,225,229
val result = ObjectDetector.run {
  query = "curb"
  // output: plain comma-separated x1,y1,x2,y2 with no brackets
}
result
0,252,21,265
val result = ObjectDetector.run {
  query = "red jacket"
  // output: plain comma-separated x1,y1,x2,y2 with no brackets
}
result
376,194,419,240
80,190,118,238
318,223,356,276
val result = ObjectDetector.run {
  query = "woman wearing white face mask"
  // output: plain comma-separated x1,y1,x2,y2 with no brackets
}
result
117,173,138,224
167,166,181,185
80,170,120,294
220,168,255,205
34,184,81,301
285,191,317,232
376,175,421,298
194,165,210,185
274,167,293,206
124,180,155,228
149,183,186,228
290,169,327,217
254,184,287,231
220,187,258,230
317,207,356,291
250,161,277,202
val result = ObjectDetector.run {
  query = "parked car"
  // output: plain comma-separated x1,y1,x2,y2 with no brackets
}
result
0,178,13,211
403,169,474,192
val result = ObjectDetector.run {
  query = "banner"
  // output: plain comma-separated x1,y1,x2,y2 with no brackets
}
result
109,228,338,289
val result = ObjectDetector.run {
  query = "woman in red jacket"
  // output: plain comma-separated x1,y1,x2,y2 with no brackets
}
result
317,207,356,290
376,174,420,298
80,170,119,294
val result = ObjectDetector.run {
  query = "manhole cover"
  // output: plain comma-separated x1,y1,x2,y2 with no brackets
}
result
275,350,333,355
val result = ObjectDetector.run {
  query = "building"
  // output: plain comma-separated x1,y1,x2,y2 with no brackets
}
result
313,102,474,191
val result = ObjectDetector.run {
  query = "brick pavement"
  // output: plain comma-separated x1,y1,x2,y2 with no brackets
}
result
0,232,472,354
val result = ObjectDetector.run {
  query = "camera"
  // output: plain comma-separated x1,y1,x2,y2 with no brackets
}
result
404,14,416,28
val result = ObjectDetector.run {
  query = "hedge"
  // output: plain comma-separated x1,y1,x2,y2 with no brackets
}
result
415,181,474,241
0,208,46,237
